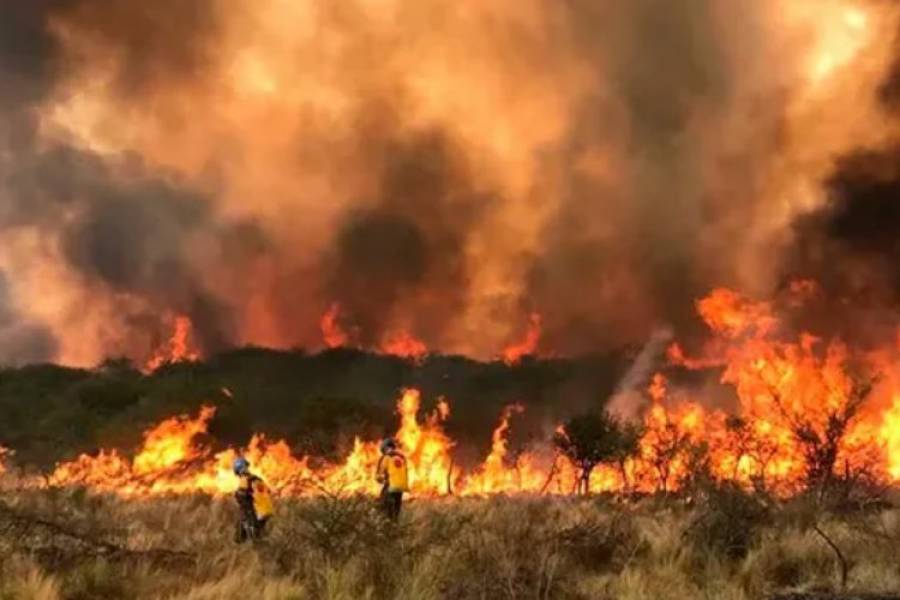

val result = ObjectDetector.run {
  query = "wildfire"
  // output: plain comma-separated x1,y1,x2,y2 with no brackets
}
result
320,303,348,349
696,288,778,340
380,331,428,362
7,286,900,499
394,390,457,493
319,303,428,361
465,404,546,494
880,398,900,480
49,407,218,495
502,312,542,365
144,316,200,373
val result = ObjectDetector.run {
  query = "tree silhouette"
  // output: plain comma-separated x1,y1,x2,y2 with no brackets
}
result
554,412,640,495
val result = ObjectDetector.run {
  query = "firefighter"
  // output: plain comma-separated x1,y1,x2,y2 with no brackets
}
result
375,438,408,521
232,457,274,543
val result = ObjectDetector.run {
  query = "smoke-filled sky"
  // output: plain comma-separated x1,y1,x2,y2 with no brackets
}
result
0,0,898,367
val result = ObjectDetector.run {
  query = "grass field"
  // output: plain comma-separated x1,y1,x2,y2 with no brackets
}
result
1,487,900,600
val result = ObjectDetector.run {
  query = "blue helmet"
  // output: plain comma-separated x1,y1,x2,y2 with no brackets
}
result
233,456,250,475
380,438,397,455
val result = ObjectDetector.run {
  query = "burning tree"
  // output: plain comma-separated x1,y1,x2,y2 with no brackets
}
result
638,404,696,494
721,416,780,495
554,412,639,495
767,373,877,499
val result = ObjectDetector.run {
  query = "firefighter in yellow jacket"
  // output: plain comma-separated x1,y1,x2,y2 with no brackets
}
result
232,457,274,542
376,438,408,521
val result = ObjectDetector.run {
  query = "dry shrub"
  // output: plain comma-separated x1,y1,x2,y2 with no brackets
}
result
60,560,128,600
0,488,898,599
737,529,836,596
265,495,395,592
0,559,61,600
431,497,642,599
684,483,770,560
171,569,305,600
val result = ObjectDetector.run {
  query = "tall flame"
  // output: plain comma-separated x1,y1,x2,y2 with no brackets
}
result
320,303,348,349
502,313,542,365
880,397,900,481
144,316,200,373
464,404,546,494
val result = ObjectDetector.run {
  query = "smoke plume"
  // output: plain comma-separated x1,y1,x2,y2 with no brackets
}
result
0,0,897,366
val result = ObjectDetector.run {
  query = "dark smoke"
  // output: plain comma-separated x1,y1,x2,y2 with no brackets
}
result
784,144,900,345
781,27,900,347
0,2,67,111
4,142,267,356
325,130,488,346
0,0,257,362
878,27,900,114
783,115,900,341
51,0,221,97
528,1,738,353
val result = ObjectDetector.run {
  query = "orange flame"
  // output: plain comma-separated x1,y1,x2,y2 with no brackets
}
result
380,331,428,362
502,312,542,364
46,389,461,497
49,406,217,495
320,303,428,360
394,389,456,493
320,302,349,349
464,404,547,494
880,397,900,480
696,288,778,340
144,315,200,373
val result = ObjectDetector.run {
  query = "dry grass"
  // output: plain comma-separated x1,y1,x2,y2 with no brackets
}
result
0,489,898,599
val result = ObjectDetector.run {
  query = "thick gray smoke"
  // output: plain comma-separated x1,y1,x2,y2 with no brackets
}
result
606,327,674,421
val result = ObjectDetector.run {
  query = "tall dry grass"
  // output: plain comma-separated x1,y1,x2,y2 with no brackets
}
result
0,488,898,599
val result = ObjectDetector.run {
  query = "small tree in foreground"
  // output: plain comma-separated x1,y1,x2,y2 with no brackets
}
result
554,412,641,495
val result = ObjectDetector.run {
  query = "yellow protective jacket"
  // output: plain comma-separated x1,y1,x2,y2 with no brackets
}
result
237,473,274,520
376,451,409,493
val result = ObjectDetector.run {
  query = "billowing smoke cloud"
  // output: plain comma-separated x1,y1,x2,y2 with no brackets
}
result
324,130,486,347
0,0,257,362
527,1,737,353
778,12,900,347
0,0,896,366
783,143,900,345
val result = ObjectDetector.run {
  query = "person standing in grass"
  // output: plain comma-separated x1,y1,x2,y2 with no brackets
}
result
232,457,274,542
375,438,409,521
